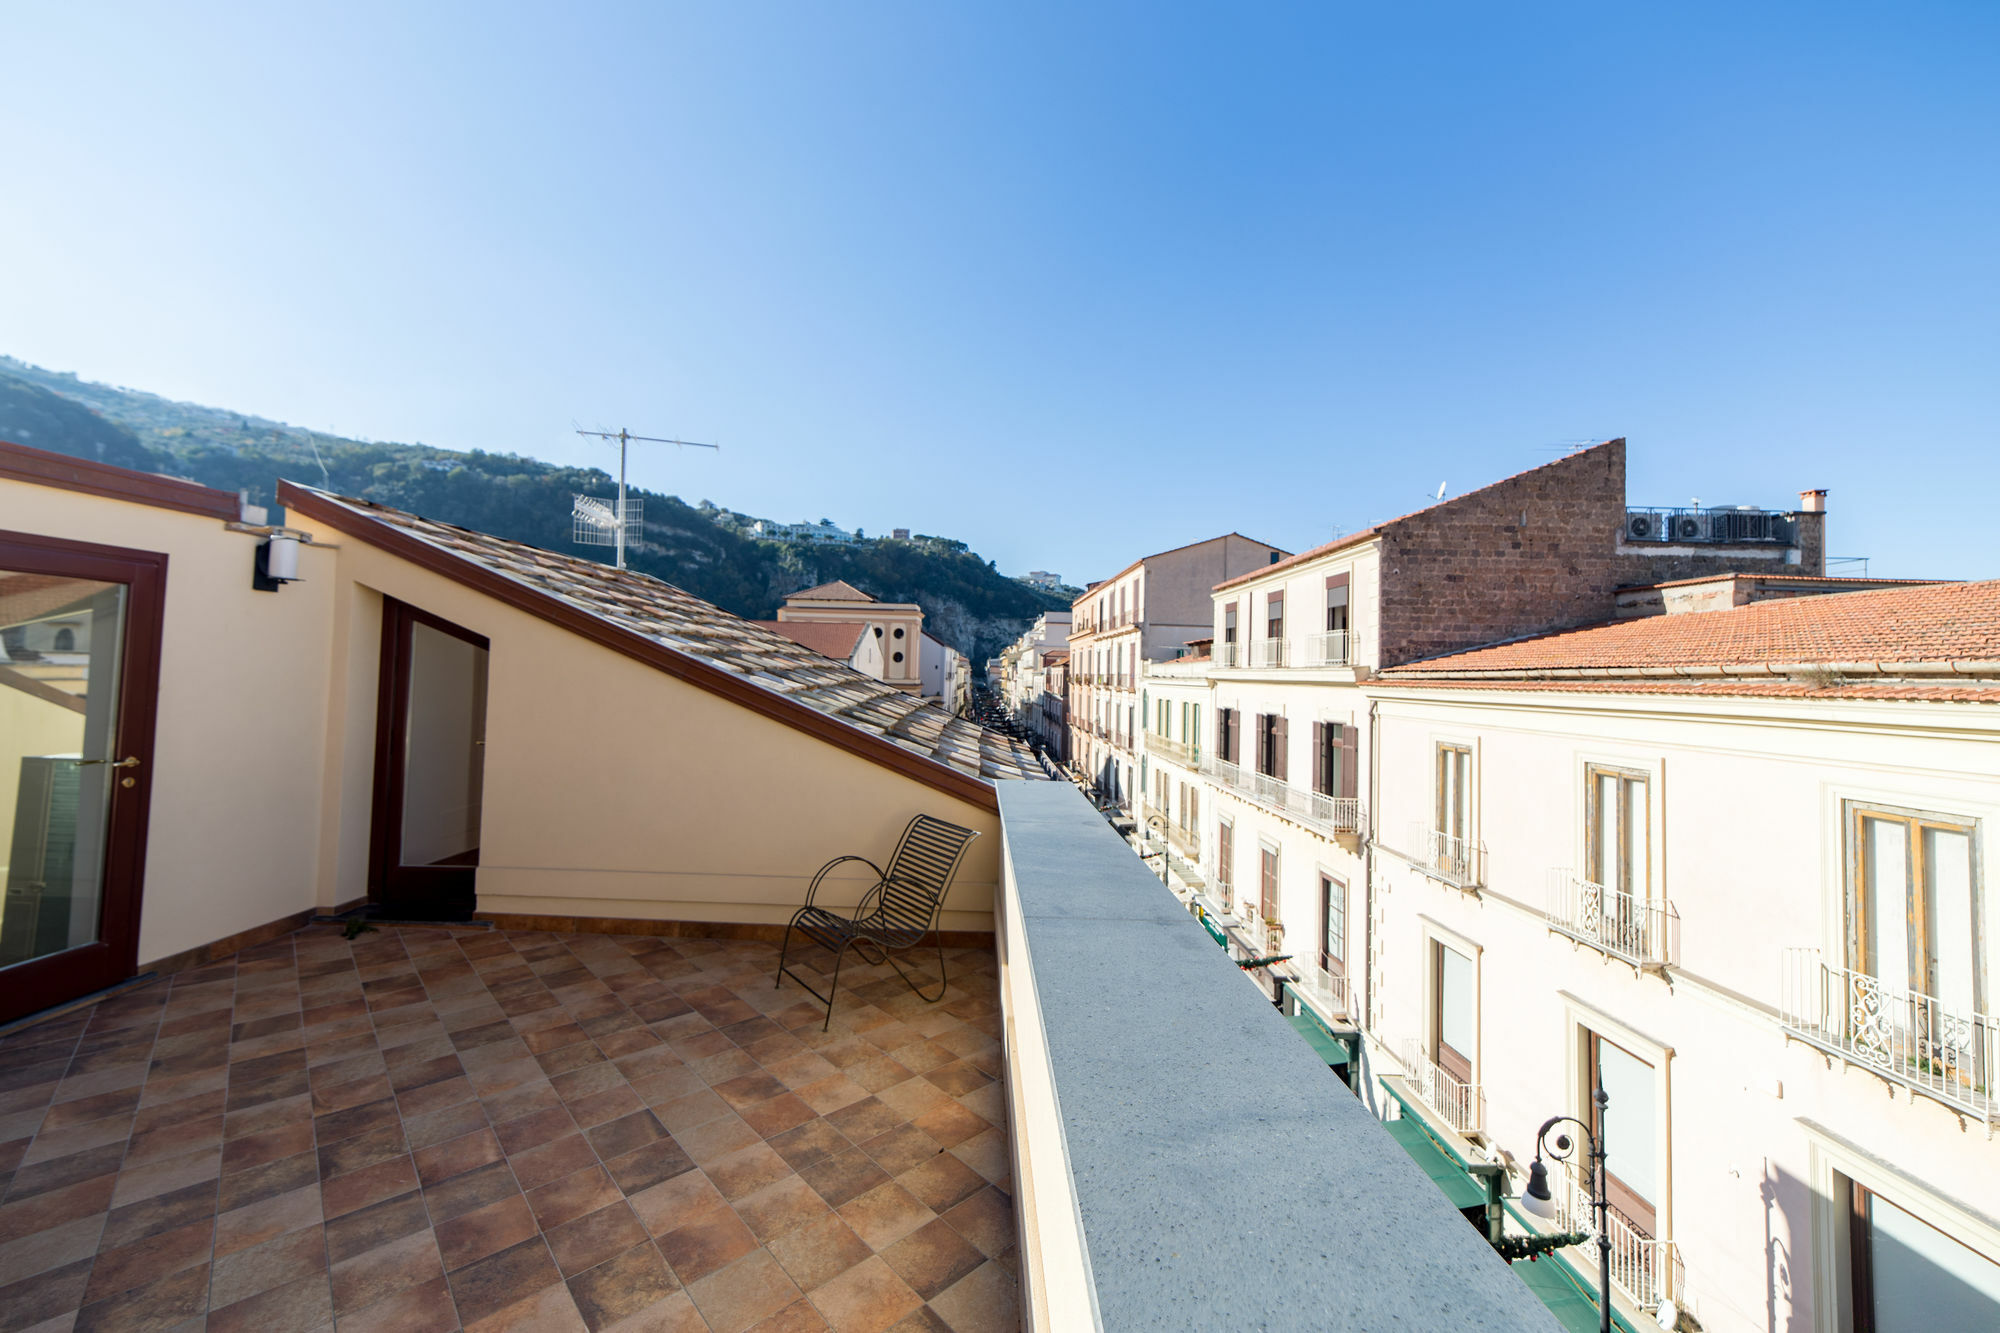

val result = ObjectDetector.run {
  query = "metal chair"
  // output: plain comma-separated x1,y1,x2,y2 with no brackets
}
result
776,814,979,1030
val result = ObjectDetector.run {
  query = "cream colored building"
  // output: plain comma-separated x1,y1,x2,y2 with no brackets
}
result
1357,582,2000,1333
0,441,1042,1024
773,580,926,693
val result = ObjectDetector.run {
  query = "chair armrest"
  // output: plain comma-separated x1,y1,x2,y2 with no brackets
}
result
806,855,887,910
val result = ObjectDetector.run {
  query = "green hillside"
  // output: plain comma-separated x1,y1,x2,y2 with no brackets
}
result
0,358,1065,665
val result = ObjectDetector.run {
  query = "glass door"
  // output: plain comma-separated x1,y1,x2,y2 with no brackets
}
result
0,534,164,1023
371,598,489,922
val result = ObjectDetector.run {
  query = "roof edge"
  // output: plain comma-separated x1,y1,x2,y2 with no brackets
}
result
0,437,238,521
280,482,999,814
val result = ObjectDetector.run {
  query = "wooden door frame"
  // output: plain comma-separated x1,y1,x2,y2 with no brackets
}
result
368,597,490,920
0,530,166,1024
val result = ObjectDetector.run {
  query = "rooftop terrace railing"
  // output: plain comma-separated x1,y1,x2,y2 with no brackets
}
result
994,781,1563,1331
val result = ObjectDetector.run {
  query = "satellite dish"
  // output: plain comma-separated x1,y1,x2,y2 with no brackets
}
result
1436,481,1449,501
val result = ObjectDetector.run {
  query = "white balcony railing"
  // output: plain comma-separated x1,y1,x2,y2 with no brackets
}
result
1252,639,1288,668
1398,1038,1483,1135
1204,760,1366,841
1780,948,1999,1122
1289,958,1350,1021
1304,630,1353,667
1543,1160,1685,1313
1150,734,1198,768
1216,643,1240,668
1545,870,1677,968
1407,824,1481,886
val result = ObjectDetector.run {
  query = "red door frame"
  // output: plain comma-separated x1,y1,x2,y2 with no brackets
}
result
0,531,166,1024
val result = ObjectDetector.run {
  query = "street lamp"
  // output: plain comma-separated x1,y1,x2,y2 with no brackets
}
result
1522,1083,1614,1333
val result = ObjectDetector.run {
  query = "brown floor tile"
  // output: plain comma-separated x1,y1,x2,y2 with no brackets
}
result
565,1084,642,1130
219,1121,314,1175
653,1090,731,1134
84,1216,213,1304
764,1214,873,1293
794,1075,870,1117
0,1212,104,1283
731,1175,831,1244
708,1143,792,1201
213,1181,321,1259
450,1235,564,1327
808,1256,924,1333
766,1120,851,1173
313,1096,400,1147
747,1298,833,1332
493,1105,576,1155
894,1155,984,1216
316,1153,418,1218
937,1188,1011,1259
72,1260,209,1333
509,1132,599,1192
857,1125,943,1178
798,1150,890,1211
37,1087,140,1130
879,1219,984,1303
404,1097,489,1152
24,1112,141,1165
674,1113,762,1168
208,1224,328,1309
205,1272,335,1333
424,1158,520,1224
8,1141,126,1201
528,1166,624,1230
836,1182,933,1253
96,1178,216,1251
315,1123,406,1180
923,1260,1017,1333
221,1093,311,1143
326,1188,430,1264
414,1127,504,1185
655,1201,760,1287
336,1273,458,1333
909,1102,986,1152
437,1192,541,1272
947,1130,1008,1185
0,1255,95,1332
585,1110,667,1162
398,1073,479,1121
465,1280,590,1333
919,1064,991,1099
546,1202,650,1277
330,1227,445,1315
685,1250,801,1333
566,1241,682,1332
603,1138,697,1196
824,1099,900,1146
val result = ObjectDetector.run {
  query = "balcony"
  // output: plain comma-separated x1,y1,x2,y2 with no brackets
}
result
1205,758,1366,842
1398,1038,1485,1136
1216,643,1240,668
994,782,1556,1328
1148,733,1198,768
1537,1159,1687,1315
1287,957,1351,1023
1780,948,2000,1123
1407,824,1482,888
1167,820,1201,862
1304,629,1353,666
1545,869,1678,968
1251,638,1288,668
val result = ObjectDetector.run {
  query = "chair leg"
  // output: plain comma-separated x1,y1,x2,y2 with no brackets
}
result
776,919,796,990
884,939,949,1004
821,941,852,1032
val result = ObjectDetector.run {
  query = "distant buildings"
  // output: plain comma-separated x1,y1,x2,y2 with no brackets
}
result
1015,570,1065,592
758,578,944,699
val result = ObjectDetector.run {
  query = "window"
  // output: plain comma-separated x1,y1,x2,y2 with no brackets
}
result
1586,1030,1659,1239
1257,714,1288,780
1586,765,1649,897
1223,603,1238,646
1217,819,1235,904
1325,575,1349,634
1265,591,1284,641
1320,874,1345,977
1433,941,1474,1082
1217,708,1238,765
1848,1182,2000,1332
1312,722,1356,799
892,651,904,663
1259,843,1279,922
893,627,904,639
1847,803,1985,1015
52,627,75,652
1436,744,1471,841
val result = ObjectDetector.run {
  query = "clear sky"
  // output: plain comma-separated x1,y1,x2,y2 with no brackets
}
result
3,2,1995,582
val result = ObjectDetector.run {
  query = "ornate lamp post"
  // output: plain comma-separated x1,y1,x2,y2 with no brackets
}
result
1521,1084,1613,1333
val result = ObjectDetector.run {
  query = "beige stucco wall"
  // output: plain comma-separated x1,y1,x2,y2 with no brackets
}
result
0,485,339,965
299,534,1002,932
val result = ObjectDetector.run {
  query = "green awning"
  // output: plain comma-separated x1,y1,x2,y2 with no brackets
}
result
1198,913,1227,948
1382,1118,1487,1211
1286,1012,1350,1068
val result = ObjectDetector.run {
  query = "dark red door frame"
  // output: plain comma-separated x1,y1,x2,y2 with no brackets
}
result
368,597,489,922
0,530,166,1025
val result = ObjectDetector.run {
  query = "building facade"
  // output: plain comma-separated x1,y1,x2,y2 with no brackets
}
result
771,579,926,693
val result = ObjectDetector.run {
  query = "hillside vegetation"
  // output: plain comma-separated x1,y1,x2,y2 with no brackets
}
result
0,359,1065,664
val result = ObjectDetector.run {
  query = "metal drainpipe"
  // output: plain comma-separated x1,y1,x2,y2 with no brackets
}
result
1363,697,1381,1038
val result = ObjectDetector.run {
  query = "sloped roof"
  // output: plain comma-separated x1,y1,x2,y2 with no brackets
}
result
788,580,875,602
1382,579,2000,677
278,485,1047,797
752,619,869,661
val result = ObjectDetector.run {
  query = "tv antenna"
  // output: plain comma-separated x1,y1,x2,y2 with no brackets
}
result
572,427,718,569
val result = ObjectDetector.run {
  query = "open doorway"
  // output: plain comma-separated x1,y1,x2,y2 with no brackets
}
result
370,598,488,921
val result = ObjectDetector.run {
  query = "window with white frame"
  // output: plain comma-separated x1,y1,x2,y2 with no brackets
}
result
1586,764,1650,898
1319,873,1345,978
1846,802,1986,1019
1585,1029,1660,1239
1846,1180,2000,1331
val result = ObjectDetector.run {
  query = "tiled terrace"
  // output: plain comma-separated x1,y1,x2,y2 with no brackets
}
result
0,927,1019,1333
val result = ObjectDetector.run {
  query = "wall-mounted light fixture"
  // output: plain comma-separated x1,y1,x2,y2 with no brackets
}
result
253,534,303,592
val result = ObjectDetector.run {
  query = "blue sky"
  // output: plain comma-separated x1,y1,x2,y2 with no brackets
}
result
3,2,1995,581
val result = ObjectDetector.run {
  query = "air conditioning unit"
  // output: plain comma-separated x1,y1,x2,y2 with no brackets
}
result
1624,512,1661,541
1671,513,1711,542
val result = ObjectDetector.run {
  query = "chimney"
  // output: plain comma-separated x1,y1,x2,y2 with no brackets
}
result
1799,489,1827,513
1792,490,1828,574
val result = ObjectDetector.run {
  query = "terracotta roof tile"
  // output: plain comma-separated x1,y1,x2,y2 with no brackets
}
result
787,579,875,602
1370,678,2000,705
750,619,869,660
1383,579,2000,676
294,491,1046,782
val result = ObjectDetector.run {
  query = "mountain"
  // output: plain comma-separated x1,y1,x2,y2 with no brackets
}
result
0,358,1067,666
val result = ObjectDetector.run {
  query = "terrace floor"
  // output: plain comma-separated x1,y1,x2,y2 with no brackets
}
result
0,926,1019,1333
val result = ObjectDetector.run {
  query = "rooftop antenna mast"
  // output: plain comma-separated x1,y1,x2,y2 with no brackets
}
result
573,427,719,569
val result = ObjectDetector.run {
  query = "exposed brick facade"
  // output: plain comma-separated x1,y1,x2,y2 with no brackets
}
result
1377,439,1824,666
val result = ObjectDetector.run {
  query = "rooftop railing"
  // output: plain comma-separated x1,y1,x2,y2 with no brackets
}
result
1780,948,1999,1123
1545,869,1678,968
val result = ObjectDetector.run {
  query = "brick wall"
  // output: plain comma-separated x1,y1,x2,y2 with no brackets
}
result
1377,439,1823,666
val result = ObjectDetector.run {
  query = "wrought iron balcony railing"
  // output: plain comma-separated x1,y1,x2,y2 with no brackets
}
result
1407,824,1481,887
1203,760,1366,840
1780,948,1999,1123
1545,870,1677,968
1398,1038,1483,1136
1541,1159,1685,1314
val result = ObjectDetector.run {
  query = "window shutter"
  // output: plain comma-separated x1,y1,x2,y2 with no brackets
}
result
1312,722,1327,795
1339,724,1359,799
1273,716,1288,782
